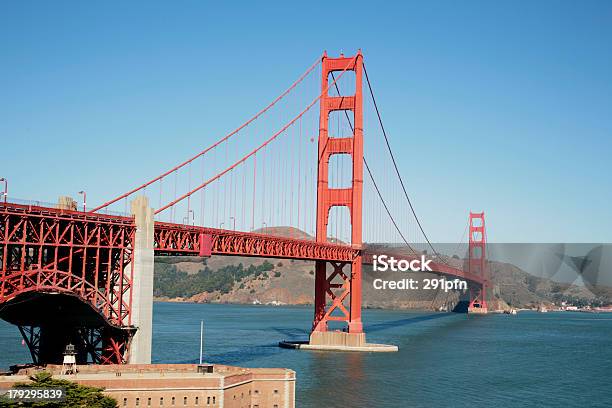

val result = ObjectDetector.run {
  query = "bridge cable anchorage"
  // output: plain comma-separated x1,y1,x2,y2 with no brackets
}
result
91,55,322,214
154,55,358,215
362,63,449,264
328,71,418,257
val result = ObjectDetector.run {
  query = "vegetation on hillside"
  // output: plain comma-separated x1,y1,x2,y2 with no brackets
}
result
154,261,275,298
550,293,610,308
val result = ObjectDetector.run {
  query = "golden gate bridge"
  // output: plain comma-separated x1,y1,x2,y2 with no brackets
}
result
0,51,489,365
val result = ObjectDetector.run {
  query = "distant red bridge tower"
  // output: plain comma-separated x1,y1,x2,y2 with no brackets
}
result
468,212,489,314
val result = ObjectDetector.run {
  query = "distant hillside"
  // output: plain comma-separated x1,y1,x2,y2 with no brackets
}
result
154,261,275,298
252,226,313,240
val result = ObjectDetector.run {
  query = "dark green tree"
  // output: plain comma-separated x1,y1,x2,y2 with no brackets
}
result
0,371,117,408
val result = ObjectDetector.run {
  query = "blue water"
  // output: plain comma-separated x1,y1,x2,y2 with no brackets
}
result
1,303,611,407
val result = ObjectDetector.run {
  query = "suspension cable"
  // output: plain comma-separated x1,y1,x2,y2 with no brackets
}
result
363,158,418,255
156,56,358,215
91,56,322,213
362,62,443,259
329,72,417,255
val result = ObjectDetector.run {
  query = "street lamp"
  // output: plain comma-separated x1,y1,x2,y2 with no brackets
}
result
219,222,224,229
77,190,86,212
184,210,194,225
0,178,6,203
262,222,267,233
229,216,236,230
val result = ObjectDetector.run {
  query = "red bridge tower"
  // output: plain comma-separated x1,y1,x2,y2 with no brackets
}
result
311,51,365,346
468,211,489,314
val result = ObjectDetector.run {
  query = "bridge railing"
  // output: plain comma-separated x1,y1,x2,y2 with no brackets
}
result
2,198,131,217
6,197,59,209
95,207,131,217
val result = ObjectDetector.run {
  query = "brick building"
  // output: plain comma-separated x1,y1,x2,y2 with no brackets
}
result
0,364,295,408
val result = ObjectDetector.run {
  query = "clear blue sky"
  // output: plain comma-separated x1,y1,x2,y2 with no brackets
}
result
1,0,611,242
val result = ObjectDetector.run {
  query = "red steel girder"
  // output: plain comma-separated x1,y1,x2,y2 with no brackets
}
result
154,222,359,262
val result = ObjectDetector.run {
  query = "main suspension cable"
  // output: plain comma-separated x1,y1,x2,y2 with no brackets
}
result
362,62,443,259
92,56,322,213
329,72,417,255
156,56,358,215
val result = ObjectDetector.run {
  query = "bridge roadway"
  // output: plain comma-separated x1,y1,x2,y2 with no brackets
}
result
0,200,484,304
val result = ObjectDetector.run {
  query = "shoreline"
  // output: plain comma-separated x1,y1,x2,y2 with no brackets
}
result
153,299,612,314
153,298,456,312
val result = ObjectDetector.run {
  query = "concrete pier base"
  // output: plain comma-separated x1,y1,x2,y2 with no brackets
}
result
279,331,398,352
310,331,366,347
468,307,489,315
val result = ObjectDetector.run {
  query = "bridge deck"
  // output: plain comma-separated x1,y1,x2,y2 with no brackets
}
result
1,201,482,283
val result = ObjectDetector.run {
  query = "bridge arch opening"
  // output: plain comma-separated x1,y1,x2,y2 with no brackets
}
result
0,292,132,365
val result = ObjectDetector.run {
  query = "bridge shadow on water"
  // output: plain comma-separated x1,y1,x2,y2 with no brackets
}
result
269,326,310,339
364,312,454,333
268,314,459,339
160,315,460,366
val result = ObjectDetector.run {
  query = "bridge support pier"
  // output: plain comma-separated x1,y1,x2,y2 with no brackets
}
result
310,257,364,347
127,196,155,364
468,287,489,314
276,51,393,352
309,51,373,350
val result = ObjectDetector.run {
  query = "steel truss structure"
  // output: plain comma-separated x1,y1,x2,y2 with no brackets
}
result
0,203,135,364
154,222,359,261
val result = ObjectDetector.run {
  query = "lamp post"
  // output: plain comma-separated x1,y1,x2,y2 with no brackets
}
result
187,196,191,225
184,210,194,225
0,178,6,203
262,222,267,234
230,216,236,230
77,190,86,212
219,222,224,229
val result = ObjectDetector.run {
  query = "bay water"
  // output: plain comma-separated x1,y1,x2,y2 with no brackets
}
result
1,303,611,407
